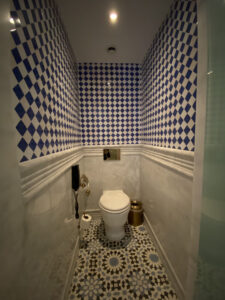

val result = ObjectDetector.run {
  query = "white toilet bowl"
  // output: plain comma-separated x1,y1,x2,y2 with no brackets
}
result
99,190,130,241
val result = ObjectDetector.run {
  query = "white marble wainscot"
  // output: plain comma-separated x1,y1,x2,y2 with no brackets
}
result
20,147,83,201
82,145,141,210
140,145,194,299
15,143,194,300
18,147,84,300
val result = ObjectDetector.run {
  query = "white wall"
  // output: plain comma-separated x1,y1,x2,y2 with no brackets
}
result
0,1,25,298
0,1,84,299
19,166,80,300
0,1,197,299
16,149,84,300
140,146,194,296
81,144,194,297
82,147,140,209
186,0,208,298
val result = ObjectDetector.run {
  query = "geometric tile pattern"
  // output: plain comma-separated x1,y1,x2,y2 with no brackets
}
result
11,0,81,162
141,0,197,151
79,63,140,145
68,219,177,299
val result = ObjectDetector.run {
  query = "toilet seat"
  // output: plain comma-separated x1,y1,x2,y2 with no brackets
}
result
99,190,130,213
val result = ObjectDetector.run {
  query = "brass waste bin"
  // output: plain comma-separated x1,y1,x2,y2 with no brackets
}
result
128,200,144,226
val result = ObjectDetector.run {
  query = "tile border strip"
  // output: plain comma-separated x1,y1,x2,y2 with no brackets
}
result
140,145,194,179
19,146,83,201
19,144,194,201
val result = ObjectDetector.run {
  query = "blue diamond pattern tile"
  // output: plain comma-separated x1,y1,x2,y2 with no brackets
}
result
141,0,197,151
13,66,23,82
13,84,24,100
13,0,20,10
29,139,36,151
11,0,81,162
27,107,34,120
24,75,33,89
31,153,37,159
28,123,35,136
33,138,42,151
18,138,28,152
11,30,21,45
79,62,140,146
16,120,27,136
15,103,25,118
12,0,197,161
23,42,31,56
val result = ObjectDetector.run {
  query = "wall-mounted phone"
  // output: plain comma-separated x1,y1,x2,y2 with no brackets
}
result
72,165,80,191
72,165,80,218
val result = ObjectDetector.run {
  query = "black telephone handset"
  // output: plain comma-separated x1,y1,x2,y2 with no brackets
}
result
72,165,80,191
72,165,80,219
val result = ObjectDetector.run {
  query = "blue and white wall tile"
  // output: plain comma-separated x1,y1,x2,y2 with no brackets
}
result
141,0,197,151
11,0,81,162
79,63,140,146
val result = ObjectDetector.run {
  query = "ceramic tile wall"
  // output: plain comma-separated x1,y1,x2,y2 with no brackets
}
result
11,0,81,162
140,156,193,289
7,1,198,297
19,165,82,300
79,63,140,145
139,0,198,292
141,0,197,151
0,1,25,298
83,154,140,210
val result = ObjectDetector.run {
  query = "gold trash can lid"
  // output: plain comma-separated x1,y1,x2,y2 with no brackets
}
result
130,200,142,210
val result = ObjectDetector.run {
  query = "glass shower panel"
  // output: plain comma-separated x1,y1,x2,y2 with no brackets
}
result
194,0,225,299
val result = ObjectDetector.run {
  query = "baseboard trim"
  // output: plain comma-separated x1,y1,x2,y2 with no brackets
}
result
61,236,80,300
144,213,185,300
85,209,101,219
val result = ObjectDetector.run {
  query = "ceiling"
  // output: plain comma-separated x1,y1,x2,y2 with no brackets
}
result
55,0,173,63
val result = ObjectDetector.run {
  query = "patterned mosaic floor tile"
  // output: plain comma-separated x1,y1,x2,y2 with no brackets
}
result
68,219,177,300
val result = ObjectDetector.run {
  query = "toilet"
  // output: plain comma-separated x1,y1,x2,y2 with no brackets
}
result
99,190,130,241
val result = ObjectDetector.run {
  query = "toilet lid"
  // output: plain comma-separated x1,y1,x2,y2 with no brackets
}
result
99,190,130,212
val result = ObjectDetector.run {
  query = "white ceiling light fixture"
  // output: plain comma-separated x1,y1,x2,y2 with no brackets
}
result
9,17,21,25
109,11,118,24
9,17,15,24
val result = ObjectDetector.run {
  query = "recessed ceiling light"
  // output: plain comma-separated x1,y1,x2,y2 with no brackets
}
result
9,17,21,25
9,17,15,24
109,11,118,24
